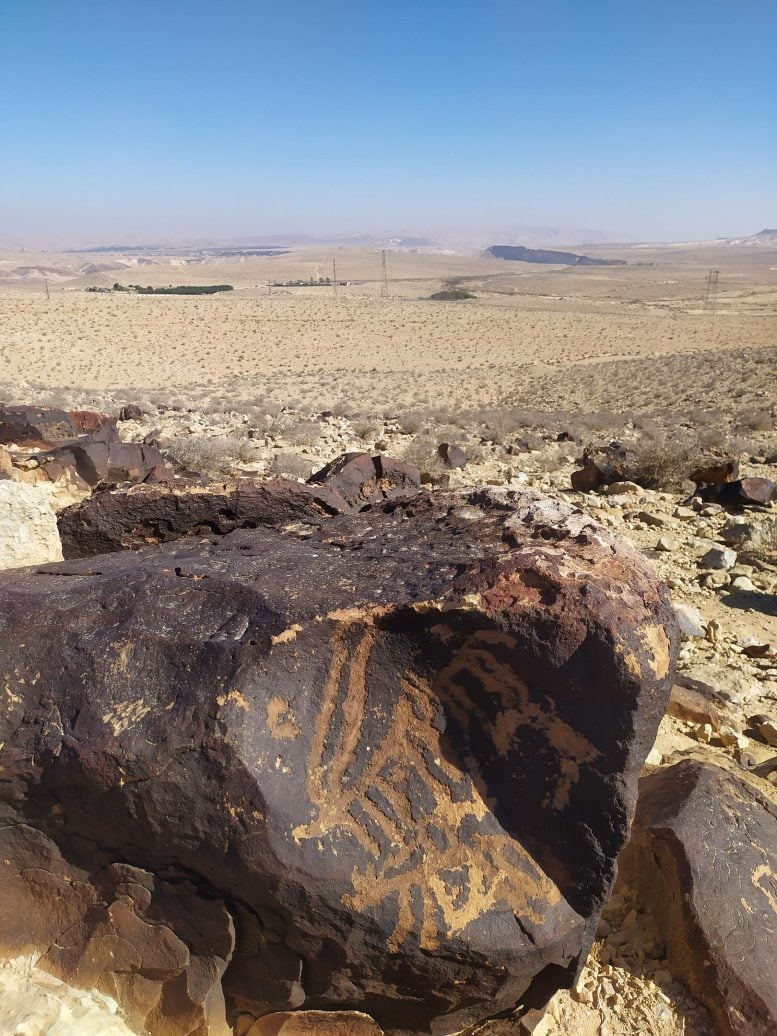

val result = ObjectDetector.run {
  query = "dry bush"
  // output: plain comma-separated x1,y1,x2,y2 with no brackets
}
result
464,442,486,463
401,435,446,477
628,438,697,490
396,410,430,435
734,410,775,434
165,434,258,476
284,419,323,447
268,451,317,480
351,416,382,441
696,426,727,450
631,415,662,439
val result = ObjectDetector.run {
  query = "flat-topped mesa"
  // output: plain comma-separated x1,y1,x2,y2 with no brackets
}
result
0,488,677,1035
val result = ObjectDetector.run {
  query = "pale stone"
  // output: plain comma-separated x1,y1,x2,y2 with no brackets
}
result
730,576,756,593
0,482,63,571
673,603,707,638
700,546,737,570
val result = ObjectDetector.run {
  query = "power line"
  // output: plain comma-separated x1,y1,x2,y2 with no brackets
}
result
380,250,389,298
332,257,337,297
704,269,719,314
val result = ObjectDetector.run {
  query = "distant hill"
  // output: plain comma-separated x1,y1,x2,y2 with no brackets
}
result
723,229,777,246
485,245,627,266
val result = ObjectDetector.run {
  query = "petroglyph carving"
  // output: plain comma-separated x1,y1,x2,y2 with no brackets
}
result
291,617,598,950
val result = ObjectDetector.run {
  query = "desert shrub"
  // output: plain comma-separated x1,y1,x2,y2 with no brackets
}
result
632,415,662,439
165,434,258,476
329,400,355,418
628,438,697,490
429,289,475,301
268,451,317,480
734,410,775,434
396,410,430,435
401,435,446,477
284,419,323,447
351,417,382,441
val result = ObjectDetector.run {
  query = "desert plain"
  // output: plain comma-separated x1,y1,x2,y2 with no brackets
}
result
1,241,775,417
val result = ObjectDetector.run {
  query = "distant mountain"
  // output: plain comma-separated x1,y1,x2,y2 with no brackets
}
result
723,229,777,246
484,245,627,266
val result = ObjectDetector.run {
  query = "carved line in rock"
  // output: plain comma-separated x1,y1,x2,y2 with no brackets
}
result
286,614,590,954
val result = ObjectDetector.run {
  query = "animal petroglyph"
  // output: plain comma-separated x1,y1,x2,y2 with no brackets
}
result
290,617,594,950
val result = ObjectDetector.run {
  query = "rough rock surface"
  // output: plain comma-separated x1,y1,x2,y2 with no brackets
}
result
0,481,63,570
697,477,776,506
0,488,677,1035
437,443,467,469
0,404,116,447
0,825,233,1035
38,437,171,487
57,478,353,558
308,452,420,509
619,760,777,1036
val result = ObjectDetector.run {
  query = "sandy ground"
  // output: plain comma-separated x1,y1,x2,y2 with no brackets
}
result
0,244,774,416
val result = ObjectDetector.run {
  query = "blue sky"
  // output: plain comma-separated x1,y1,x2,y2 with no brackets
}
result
1,0,775,244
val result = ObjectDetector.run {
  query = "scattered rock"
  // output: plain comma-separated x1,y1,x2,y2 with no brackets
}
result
0,488,677,1035
118,403,144,422
730,575,757,593
308,452,421,510
636,510,668,528
673,603,707,639
655,536,678,552
751,717,777,747
244,1012,383,1035
437,442,467,469
0,481,63,570
0,823,234,1035
602,481,641,496
620,761,777,1036
571,444,631,491
742,641,772,659
700,546,738,570
667,684,721,730
678,665,758,705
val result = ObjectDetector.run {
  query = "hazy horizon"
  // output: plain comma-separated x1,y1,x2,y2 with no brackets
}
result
1,1,775,245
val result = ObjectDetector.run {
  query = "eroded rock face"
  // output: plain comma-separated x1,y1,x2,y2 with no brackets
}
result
39,437,171,487
0,405,116,447
308,452,420,509
57,478,352,558
0,489,677,1035
0,824,233,1035
619,761,777,1036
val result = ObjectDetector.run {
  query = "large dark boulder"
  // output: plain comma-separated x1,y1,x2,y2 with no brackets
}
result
39,437,171,487
0,489,677,1035
0,404,116,446
619,760,777,1036
308,452,420,509
58,477,353,558
697,477,776,506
